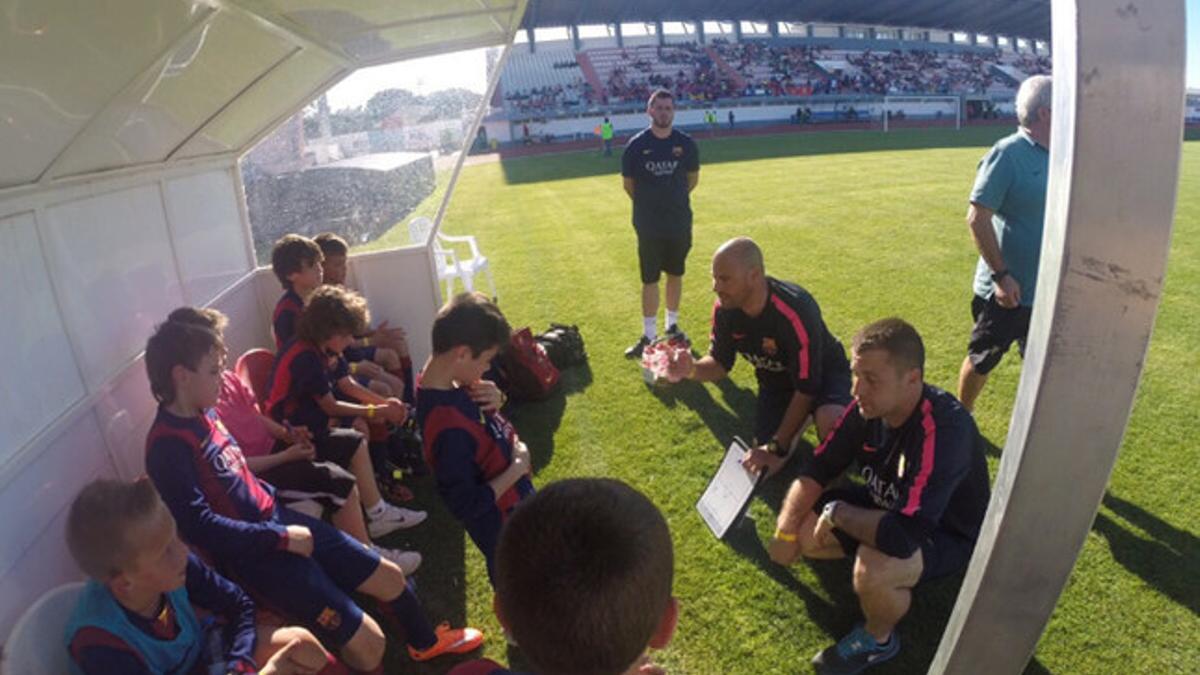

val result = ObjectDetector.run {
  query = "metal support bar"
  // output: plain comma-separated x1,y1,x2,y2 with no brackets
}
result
930,1,1185,672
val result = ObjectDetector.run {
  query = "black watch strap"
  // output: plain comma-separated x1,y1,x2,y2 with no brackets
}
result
990,268,1010,283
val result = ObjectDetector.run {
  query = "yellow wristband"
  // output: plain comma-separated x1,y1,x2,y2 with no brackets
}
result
366,405,376,420
362,337,371,347
349,362,358,374
774,529,798,542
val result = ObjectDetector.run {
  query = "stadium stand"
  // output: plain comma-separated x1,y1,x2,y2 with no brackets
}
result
495,38,1049,115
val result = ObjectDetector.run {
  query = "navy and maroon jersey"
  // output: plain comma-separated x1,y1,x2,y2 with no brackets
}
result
709,276,850,394
264,339,333,436
145,407,286,560
800,384,991,542
68,554,257,675
416,386,534,525
272,289,303,352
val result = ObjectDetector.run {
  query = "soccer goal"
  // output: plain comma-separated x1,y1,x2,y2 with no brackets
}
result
881,95,962,131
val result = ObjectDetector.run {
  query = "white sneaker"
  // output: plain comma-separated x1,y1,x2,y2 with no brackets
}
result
371,544,422,576
367,503,427,539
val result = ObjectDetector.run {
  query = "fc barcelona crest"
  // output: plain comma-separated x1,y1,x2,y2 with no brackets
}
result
762,337,778,356
672,146,684,157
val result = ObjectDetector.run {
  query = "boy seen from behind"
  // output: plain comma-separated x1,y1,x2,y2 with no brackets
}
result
450,478,678,675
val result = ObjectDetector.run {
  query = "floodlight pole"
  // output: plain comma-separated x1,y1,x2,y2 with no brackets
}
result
930,1,1185,673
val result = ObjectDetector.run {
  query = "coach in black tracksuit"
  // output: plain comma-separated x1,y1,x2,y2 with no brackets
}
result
668,237,853,477
622,88,700,359
769,317,991,674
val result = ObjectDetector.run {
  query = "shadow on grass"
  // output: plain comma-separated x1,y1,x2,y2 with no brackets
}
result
980,433,1004,459
506,362,594,473
377,474,472,673
648,377,758,448
498,126,1011,185
1093,493,1199,617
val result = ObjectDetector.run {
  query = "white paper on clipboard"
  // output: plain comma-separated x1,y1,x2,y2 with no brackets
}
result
696,437,760,539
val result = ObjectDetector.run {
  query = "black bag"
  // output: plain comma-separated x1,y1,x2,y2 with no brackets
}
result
536,323,587,369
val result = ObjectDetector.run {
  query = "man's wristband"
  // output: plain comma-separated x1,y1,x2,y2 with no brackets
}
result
349,362,358,375
366,404,376,420
990,268,1010,283
773,528,798,542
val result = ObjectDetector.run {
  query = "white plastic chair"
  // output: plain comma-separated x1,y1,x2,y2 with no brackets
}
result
408,216,497,300
2,581,85,675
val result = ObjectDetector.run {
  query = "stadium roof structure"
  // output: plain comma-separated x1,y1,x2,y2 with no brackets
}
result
520,0,1053,42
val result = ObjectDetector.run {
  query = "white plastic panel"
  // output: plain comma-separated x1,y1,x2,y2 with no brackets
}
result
163,169,253,305
344,15,509,62
0,212,86,464
349,246,440,367
0,0,209,188
41,185,183,390
49,14,297,179
278,0,514,36
0,411,114,582
177,49,343,158
93,357,158,481
211,272,274,360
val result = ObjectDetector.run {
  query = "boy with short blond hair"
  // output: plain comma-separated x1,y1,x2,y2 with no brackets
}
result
417,292,534,582
270,234,324,351
64,478,331,675
143,319,483,670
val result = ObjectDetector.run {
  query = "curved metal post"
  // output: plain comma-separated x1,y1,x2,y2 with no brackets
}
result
930,1,1185,673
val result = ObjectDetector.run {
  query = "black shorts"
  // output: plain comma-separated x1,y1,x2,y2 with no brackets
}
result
753,373,854,445
231,506,379,647
967,294,1032,375
636,231,692,284
258,460,357,511
814,486,976,584
280,427,362,469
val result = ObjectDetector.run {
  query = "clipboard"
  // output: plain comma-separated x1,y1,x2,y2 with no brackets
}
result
696,436,764,539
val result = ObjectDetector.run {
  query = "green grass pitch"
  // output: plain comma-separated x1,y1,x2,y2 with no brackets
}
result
361,126,1199,674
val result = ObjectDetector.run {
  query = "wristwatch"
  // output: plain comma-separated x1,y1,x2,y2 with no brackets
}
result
766,438,787,458
819,500,840,528
990,268,1011,283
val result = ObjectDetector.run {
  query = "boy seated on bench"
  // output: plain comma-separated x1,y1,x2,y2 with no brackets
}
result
64,478,333,675
263,287,426,538
314,232,412,402
143,318,484,670
166,306,420,574
270,234,324,352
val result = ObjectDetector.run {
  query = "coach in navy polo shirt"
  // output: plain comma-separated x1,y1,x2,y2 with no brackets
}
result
621,89,700,359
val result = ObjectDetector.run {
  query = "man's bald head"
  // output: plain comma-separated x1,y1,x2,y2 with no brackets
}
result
713,237,764,274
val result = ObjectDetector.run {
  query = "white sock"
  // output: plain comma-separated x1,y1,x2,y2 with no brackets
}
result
366,500,386,519
643,316,657,340
666,310,679,329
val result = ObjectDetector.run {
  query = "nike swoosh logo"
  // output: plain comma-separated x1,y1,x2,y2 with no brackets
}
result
642,149,652,154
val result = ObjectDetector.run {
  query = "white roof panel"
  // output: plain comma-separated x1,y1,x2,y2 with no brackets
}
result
0,0,526,190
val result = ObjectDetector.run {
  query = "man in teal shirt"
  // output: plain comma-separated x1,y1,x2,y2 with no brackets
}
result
957,75,1052,412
